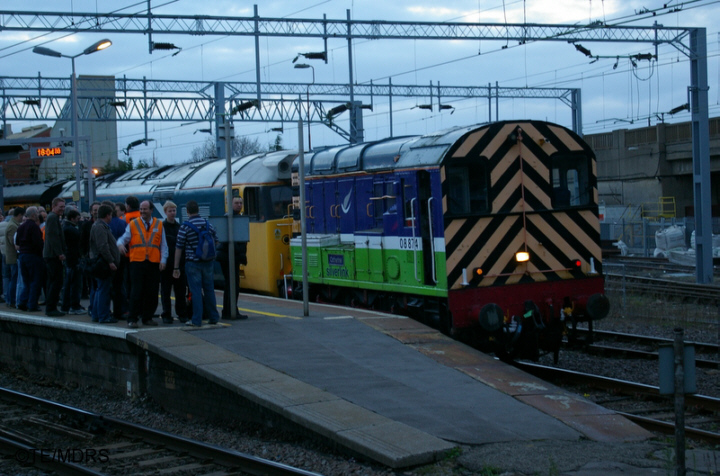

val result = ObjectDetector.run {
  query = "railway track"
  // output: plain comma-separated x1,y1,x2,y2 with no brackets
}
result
605,272,720,303
514,361,720,445
0,386,321,476
604,256,705,276
571,329,720,368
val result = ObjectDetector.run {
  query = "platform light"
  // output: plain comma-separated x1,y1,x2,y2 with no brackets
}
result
515,251,530,263
83,39,112,55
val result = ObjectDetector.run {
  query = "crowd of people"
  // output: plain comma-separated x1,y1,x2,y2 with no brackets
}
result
0,195,248,328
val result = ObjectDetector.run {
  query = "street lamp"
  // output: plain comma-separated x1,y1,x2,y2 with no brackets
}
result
33,39,112,211
294,63,315,150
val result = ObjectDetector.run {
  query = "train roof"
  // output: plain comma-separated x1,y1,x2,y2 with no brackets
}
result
59,149,299,200
180,149,297,189
295,121,592,177
298,124,481,176
3,180,65,207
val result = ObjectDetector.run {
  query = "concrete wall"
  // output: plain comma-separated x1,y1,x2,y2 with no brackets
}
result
588,117,720,217
0,318,142,396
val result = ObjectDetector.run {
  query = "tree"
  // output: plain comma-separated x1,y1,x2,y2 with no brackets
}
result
233,135,264,157
190,137,216,163
99,157,134,175
136,159,150,169
269,134,283,152
189,134,266,162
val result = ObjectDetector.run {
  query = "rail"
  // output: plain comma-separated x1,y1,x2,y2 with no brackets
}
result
0,386,322,476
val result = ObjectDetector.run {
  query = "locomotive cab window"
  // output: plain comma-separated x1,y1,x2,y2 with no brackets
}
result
243,187,260,221
551,154,591,208
446,161,489,215
371,181,397,225
269,185,293,219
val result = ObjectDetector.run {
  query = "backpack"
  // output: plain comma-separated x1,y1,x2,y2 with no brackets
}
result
182,219,217,261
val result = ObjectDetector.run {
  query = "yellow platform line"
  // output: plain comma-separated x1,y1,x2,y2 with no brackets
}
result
168,294,300,319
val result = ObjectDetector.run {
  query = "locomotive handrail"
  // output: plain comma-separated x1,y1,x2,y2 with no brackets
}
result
366,203,373,217
306,206,314,218
427,197,437,284
410,197,419,283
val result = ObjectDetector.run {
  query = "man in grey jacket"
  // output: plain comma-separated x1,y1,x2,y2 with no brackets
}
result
89,205,120,323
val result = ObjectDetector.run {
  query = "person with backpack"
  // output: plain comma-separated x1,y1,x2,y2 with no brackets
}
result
172,200,220,327
117,199,168,328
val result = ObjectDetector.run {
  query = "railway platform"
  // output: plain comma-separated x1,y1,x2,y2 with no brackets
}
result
0,293,653,470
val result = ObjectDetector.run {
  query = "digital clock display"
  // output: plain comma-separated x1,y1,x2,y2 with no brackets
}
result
31,146,64,158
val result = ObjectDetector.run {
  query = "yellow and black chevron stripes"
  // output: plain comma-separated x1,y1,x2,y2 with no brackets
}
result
445,211,601,289
490,155,552,213
442,120,601,290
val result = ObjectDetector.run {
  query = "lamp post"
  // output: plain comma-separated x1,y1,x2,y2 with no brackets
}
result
294,63,314,150
33,39,112,211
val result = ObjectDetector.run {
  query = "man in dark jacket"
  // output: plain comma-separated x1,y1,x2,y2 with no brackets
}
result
217,196,248,320
43,197,67,317
89,205,120,323
102,200,127,321
16,207,44,312
160,200,188,324
61,209,84,314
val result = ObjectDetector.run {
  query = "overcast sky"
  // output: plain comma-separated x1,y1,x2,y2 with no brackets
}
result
1,0,719,167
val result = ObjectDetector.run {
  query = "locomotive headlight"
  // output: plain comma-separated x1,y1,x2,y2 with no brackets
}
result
473,267,483,277
515,251,530,262
571,259,582,269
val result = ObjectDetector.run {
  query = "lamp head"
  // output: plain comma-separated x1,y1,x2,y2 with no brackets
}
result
32,46,62,58
83,39,112,55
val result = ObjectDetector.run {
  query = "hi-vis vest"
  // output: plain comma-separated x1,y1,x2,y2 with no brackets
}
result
128,217,163,263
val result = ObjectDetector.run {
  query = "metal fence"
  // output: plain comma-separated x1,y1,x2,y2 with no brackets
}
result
599,217,720,256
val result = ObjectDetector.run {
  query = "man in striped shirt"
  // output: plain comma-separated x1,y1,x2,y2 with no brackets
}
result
173,200,220,327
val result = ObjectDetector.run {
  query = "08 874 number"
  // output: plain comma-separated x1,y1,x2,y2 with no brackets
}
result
399,237,420,250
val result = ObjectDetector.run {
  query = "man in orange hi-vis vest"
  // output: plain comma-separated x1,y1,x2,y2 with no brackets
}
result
117,199,168,329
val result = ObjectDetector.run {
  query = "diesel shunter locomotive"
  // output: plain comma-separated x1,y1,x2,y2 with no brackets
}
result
290,120,609,362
